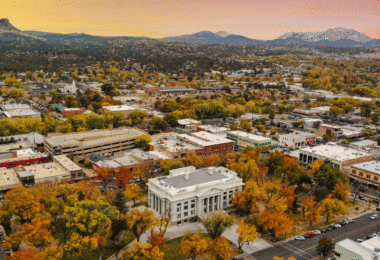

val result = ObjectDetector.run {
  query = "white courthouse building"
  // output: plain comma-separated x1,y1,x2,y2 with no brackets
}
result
147,166,244,224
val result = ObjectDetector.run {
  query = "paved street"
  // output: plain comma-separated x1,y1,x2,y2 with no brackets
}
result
251,213,380,260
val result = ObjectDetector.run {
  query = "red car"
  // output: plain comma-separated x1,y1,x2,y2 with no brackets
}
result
306,232,316,236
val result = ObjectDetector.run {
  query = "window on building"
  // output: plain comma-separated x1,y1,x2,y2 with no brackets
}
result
177,214,181,218
359,172,363,176
177,203,181,207
191,203,195,208
184,212,188,217
229,200,232,204
191,200,195,203
184,201,188,205
375,177,379,181
204,199,207,205
177,207,181,212
367,174,371,179
191,210,195,215
223,202,226,206
352,170,356,174
229,190,233,194
184,205,188,210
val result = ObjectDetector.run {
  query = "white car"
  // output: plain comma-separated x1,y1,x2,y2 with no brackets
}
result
346,218,354,223
333,224,341,228
295,236,305,241
313,230,321,235
357,239,364,242
370,214,379,220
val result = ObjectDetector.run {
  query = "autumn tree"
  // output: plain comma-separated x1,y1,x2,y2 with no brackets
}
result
201,212,233,240
332,180,351,202
264,151,285,176
155,208,171,234
147,229,168,248
181,231,209,260
202,154,222,168
96,167,114,191
121,241,164,260
64,232,98,260
125,208,156,242
64,199,119,237
299,196,316,222
232,182,261,220
236,220,259,253
207,237,232,260
160,159,185,175
321,196,347,224
182,154,203,168
316,236,334,259
1,186,40,225
109,230,129,260
135,134,152,149
305,207,322,229
125,185,141,205
259,209,295,240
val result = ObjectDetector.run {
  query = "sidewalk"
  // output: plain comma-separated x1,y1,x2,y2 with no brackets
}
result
106,221,272,260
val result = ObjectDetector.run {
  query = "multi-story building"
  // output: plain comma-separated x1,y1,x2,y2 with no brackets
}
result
350,161,380,186
53,155,85,181
334,237,380,259
278,132,316,148
177,131,234,157
61,108,82,118
0,104,40,118
349,140,378,151
149,132,233,159
318,124,344,139
178,119,202,131
197,125,231,135
44,127,147,157
0,168,22,192
227,131,272,148
147,166,244,224
0,151,49,168
299,143,373,169
102,105,139,118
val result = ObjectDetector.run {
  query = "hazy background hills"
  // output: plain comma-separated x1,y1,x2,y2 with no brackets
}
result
1,18,380,48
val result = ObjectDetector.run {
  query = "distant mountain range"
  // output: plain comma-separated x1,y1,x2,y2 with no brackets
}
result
1,18,380,48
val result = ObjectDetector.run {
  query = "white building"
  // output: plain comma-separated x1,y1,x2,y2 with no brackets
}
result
240,113,262,121
335,237,380,260
227,131,272,148
278,132,316,148
147,166,244,224
197,125,231,135
299,143,373,168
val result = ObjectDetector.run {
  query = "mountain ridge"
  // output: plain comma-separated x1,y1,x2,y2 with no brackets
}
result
1,18,379,48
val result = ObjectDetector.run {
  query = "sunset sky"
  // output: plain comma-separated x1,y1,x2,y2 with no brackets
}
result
2,0,380,40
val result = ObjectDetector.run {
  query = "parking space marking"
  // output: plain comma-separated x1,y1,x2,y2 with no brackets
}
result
280,243,313,260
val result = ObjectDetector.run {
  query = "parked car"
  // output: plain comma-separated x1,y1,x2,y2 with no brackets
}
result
304,234,312,238
340,221,347,226
295,236,305,241
367,234,376,239
357,239,364,242
330,225,337,230
346,218,355,223
307,232,316,236
325,227,333,231
333,224,342,228
370,214,379,220
320,228,326,233
313,230,321,235
359,195,366,200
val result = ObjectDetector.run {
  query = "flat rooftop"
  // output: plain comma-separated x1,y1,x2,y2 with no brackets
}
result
156,137,201,153
178,131,233,147
0,168,22,190
21,163,71,180
351,161,380,173
228,131,271,142
45,128,146,147
53,155,82,172
199,125,230,133
104,105,138,112
350,139,377,148
178,119,202,126
300,144,371,162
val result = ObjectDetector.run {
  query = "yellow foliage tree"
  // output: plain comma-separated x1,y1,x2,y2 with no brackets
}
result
120,241,164,260
332,180,351,202
236,220,259,253
125,185,141,205
321,196,347,224
308,159,323,175
181,231,209,260
305,207,322,229
259,209,295,240
125,208,156,242
207,237,232,260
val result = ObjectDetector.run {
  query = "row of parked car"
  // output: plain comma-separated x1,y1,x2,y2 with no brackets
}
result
295,218,356,240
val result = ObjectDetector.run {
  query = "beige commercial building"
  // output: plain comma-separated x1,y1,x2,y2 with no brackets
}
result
44,127,147,157
350,161,380,187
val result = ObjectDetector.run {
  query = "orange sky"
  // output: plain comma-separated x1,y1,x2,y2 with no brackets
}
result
2,0,380,39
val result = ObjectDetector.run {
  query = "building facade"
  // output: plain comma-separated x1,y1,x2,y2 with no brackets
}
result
61,108,82,118
278,132,316,148
227,131,272,148
44,127,147,157
350,161,380,187
299,143,373,168
147,166,244,224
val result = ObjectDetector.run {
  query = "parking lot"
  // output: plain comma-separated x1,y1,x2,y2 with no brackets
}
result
251,213,380,260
